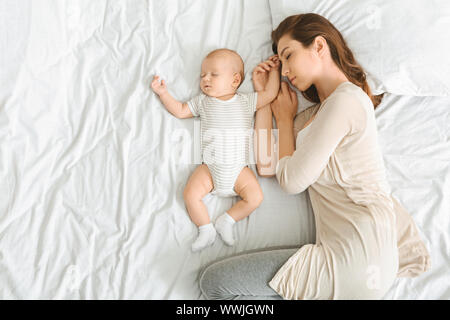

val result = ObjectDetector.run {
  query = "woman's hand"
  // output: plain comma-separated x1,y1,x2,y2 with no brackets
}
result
252,55,280,92
270,81,298,123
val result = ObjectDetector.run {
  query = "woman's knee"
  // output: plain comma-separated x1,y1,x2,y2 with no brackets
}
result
199,263,228,300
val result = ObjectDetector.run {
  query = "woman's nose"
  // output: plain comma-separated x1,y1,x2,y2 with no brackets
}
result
281,64,289,77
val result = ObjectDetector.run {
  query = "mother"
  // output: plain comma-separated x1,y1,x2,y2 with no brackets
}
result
199,13,430,300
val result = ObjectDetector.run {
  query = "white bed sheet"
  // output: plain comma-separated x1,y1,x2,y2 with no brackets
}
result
0,0,449,299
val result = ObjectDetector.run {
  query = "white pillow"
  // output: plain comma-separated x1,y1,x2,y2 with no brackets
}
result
269,0,450,96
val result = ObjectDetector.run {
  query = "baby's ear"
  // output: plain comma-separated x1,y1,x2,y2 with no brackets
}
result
232,72,242,88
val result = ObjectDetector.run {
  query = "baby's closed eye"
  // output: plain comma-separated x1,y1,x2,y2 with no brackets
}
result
200,73,219,78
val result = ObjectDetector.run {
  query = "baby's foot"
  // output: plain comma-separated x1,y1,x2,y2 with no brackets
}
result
191,223,217,252
215,212,236,246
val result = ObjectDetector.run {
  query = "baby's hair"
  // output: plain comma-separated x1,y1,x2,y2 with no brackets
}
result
206,48,245,88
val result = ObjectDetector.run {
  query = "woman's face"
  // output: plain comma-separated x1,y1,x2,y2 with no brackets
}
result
277,34,322,91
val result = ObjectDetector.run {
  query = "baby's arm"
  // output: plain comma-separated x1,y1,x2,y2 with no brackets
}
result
252,56,281,110
150,75,193,118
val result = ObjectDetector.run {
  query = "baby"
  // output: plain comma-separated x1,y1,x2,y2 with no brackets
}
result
151,49,280,252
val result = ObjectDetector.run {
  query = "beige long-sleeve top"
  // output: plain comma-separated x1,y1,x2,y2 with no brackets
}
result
268,81,431,300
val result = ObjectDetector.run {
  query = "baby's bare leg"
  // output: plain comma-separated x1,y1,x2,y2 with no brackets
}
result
215,167,263,246
183,164,214,227
228,167,264,222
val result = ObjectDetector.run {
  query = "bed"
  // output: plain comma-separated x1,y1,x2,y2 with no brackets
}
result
0,0,448,299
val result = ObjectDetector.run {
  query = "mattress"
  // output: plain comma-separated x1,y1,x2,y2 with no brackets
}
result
0,0,448,299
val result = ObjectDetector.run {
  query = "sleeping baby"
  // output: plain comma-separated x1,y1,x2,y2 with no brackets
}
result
151,49,280,252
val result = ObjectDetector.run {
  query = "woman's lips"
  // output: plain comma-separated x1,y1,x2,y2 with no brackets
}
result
289,77,296,83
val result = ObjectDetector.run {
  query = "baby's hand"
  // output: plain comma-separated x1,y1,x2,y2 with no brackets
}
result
151,75,168,96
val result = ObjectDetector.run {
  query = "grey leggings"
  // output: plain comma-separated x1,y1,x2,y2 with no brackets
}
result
199,247,299,300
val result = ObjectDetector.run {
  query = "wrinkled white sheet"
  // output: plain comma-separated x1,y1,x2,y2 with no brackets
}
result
0,0,448,299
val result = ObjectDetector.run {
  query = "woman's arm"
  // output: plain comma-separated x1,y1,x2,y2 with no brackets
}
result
271,82,298,160
276,119,295,160
253,55,280,110
252,56,281,177
273,90,365,194
254,81,298,177
255,68,280,110
254,105,277,177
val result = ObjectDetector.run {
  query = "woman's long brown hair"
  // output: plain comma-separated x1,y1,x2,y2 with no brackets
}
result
272,13,383,109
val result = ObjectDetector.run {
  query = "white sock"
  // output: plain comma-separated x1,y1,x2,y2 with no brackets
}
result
215,212,236,246
191,223,217,252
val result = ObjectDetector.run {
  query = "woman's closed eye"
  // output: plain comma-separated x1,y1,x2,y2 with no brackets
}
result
286,53,291,60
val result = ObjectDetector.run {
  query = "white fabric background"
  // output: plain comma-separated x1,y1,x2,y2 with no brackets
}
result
0,0,448,299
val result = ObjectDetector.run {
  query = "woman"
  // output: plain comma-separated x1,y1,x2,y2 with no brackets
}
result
199,13,430,300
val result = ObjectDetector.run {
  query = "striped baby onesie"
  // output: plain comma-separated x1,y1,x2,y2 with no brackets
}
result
187,92,258,197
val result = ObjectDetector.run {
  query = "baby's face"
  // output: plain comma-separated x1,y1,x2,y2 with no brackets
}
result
200,56,240,97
